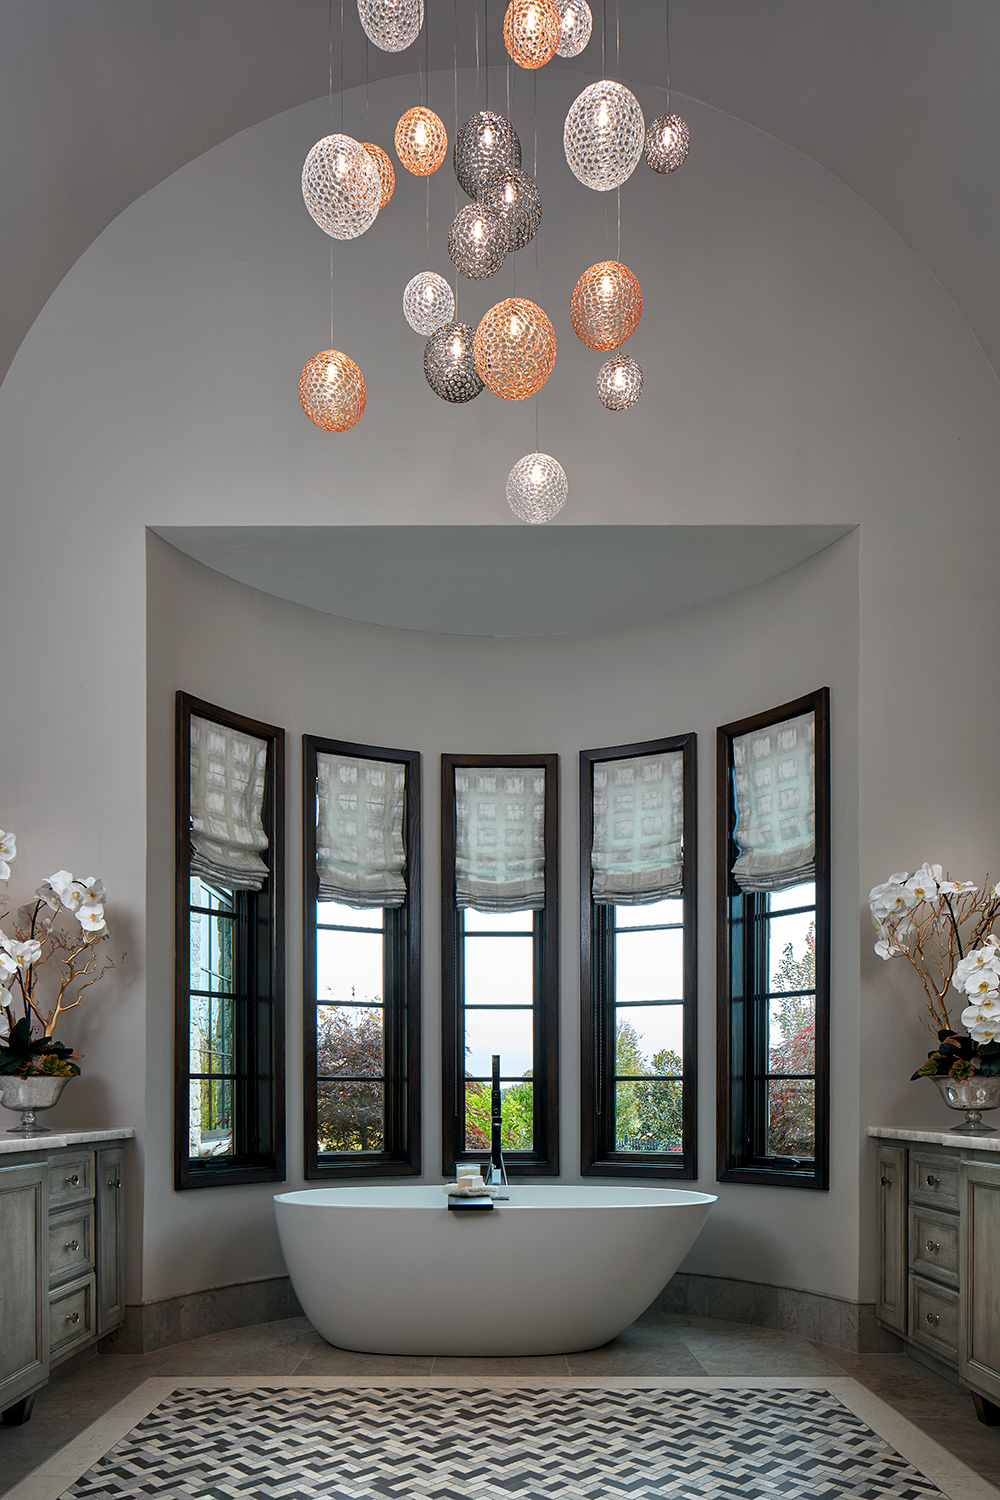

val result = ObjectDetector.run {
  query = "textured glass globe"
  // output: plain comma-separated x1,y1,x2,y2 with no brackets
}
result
555,0,592,57
423,322,485,403
299,350,367,431
506,452,568,523
645,113,690,174
454,111,521,199
503,0,561,69
357,0,423,52
480,167,542,252
597,353,643,410
361,142,395,206
564,80,646,191
448,203,508,280
474,297,557,400
302,134,381,239
395,107,448,176
403,272,455,335
570,260,642,349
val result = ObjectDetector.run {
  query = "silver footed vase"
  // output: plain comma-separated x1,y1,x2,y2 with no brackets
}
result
0,1074,71,1134
932,1073,1000,1134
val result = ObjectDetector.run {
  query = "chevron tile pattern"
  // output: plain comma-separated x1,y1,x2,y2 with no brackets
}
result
62,1385,946,1499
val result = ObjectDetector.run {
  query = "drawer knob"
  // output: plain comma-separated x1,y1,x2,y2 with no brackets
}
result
925,1240,940,1254
926,1311,940,1325
926,1174,939,1187
881,1176,892,1186
65,1239,79,1252
108,1178,120,1189
65,1174,80,1187
65,1311,80,1325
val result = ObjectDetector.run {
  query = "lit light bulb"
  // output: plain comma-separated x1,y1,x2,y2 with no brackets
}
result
452,337,462,357
601,275,612,297
598,101,609,126
531,462,543,484
483,126,494,146
510,317,521,335
415,121,427,145
526,4,538,22
661,125,674,148
473,218,484,240
614,367,625,388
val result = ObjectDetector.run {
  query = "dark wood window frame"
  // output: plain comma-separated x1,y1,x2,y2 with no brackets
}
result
174,692,285,1191
716,687,830,1190
441,752,559,1178
580,733,698,1180
302,735,421,1181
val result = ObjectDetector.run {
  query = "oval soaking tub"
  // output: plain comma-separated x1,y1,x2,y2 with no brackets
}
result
273,1183,716,1356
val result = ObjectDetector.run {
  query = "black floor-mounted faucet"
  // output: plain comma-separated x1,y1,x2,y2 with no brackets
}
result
485,1052,508,1187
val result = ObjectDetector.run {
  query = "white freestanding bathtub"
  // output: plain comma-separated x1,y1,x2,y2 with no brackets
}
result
273,1183,716,1356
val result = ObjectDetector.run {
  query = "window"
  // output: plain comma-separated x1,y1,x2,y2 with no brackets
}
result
717,689,830,1189
580,734,697,1178
174,693,285,1190
441,754,559,1176
302,737,420,1179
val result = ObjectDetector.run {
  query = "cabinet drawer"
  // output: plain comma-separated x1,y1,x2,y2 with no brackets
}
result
48,1151,94,1209
909,1274,959,1364
910,1151,959,1211
908,1203,959,1287
48,1273,95,1362
48,1202,94,1286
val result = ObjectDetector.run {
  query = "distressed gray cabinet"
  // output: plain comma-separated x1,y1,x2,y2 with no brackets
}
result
0,1131,130,1425
871,1128,1000,1424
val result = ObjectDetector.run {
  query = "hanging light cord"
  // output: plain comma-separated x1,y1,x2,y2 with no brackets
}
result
340,0,344,129
453,0,460,314
665,0,671,111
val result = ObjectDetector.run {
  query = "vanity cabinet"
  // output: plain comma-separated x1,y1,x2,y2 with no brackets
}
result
0,1132,130,1425
872,1129,1000,1423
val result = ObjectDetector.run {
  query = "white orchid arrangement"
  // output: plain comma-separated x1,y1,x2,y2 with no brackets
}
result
869,860,1000,1081
0,829,124,1078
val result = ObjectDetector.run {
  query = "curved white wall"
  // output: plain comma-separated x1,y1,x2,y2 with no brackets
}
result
0,67,997,1309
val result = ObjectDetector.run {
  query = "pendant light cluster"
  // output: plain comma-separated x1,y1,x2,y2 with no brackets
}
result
295,0,690,520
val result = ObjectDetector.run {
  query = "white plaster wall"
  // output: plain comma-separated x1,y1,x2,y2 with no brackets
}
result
1,66,997,1308
146,530,859,1300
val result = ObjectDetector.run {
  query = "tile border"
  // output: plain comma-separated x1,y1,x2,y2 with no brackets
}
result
653,1272,903,1353
4,1376,995,1500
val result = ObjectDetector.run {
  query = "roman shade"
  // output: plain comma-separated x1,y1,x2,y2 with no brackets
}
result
731,710,815,892
455,765,546,912
591,750,685,905
189,715,269,891
316,751,407,908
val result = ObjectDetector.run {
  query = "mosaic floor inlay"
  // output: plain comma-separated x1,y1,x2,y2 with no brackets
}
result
57,1384,953,1500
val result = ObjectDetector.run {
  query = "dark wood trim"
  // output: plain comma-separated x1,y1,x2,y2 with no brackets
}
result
441,753,559,1177
716,687,830,1190
174,692,286,1191
579,733,698,1180
302,735,421,1181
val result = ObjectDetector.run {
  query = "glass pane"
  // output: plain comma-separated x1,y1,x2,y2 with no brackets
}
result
767,910,816,992
317,927,383,1003
767,1079,815,1158
768,882,815,912
316,900,383,929
768,995,815,1074
615,897,683,929
464,907,533,932
615,1079,683,1153
189,909,236,994
190,876,235,913
188,1078,234,1158
463,932,533,1006
615,926,683,1001
189,993,234,1076
464,1080,533,1152
317,1004,384,1077
317,1079,384,1152
615,1005,683,1071
464,1007,533,1079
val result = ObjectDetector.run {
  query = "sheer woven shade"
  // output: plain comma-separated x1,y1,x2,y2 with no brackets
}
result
189,716,269,891
455,766,546,911
732,711,816,892
316,752,407,908
592,751,684,905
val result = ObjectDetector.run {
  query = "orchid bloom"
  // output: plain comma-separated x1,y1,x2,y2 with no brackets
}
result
904,862,942,903
939,878,978,895
0,935,41,971
0,829,14,882
76,905,107,935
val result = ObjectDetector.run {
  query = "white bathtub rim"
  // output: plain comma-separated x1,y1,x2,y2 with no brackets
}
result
274,1184,719,1210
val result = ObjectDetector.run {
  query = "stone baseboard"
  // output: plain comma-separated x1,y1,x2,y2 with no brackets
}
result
652,1273,902,1354
111,1277,304,1354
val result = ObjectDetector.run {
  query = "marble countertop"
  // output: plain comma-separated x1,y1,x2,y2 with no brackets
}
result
0,1127,134,1156
868,1125,1000,1151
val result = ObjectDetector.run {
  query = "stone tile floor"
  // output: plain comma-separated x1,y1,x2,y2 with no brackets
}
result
3,1308,999,1496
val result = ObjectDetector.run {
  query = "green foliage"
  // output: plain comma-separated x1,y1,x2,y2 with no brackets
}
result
767,920,816,1157
911,1028,1000,1081
465,1075,533,1150
614,1019,683,1152
0,1016,80,1077
316,1006,384,1151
